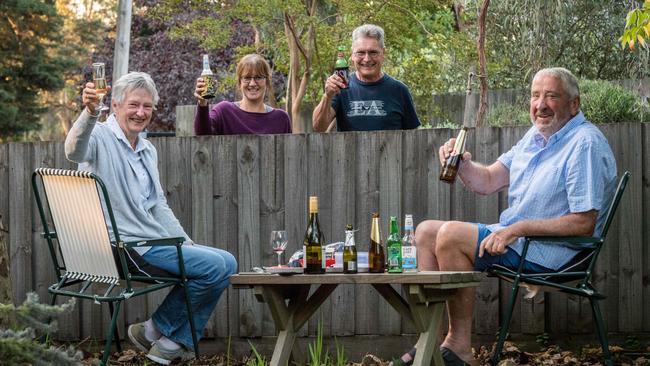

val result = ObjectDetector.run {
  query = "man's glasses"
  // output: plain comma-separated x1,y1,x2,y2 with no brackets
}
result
353,50,381,59
241,76,266,84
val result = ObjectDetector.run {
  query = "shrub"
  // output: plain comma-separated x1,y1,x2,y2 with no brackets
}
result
0,293,81,365
579,79,650,124
487,99,530,127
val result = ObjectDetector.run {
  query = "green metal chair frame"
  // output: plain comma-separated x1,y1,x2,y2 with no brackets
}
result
32,168,199,366
489,171,630,366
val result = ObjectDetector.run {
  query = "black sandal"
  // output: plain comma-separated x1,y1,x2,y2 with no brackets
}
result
440,346,469,366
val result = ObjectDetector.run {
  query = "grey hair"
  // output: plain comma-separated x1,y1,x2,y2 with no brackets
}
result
111,71,159,107
532,67,580,99
352,24,385,49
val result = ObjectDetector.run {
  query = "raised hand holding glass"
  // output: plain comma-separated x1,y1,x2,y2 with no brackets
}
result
92,62,110,112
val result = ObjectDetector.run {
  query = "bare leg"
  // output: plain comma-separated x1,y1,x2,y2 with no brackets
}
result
416,220,479,365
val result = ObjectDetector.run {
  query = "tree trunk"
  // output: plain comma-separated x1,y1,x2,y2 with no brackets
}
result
476,0,490,127
0,218,12,304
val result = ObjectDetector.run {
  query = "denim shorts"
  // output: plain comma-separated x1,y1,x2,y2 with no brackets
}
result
473,223,552,273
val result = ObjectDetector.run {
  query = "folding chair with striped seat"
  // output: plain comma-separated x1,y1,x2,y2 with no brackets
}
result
488,171,630,366
31,168,199,366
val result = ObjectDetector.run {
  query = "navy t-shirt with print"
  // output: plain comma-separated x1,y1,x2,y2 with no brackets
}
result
331,73,420,131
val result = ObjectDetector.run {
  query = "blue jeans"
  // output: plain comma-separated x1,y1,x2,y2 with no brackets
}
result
473,223,551,273
142,244,237,349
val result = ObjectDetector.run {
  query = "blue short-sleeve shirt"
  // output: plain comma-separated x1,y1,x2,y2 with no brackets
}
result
487,112,617,270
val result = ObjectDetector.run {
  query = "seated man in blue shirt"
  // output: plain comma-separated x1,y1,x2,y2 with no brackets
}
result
65,72,237,365
312,24,421,132
396,67,617,366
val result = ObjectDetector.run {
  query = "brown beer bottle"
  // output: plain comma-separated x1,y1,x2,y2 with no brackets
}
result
304,196,325,274
368,213,385,273
439,127,468,184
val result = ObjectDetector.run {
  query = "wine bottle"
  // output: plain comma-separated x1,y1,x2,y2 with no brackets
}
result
334,45,350,89
401,214,417,272
439,127,469,184
387,216,402,273
304,196,325,274
343,224,358,274
368,213,385,273
200,54,216,99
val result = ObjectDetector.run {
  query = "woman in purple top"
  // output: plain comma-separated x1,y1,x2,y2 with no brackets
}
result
194,54,292,135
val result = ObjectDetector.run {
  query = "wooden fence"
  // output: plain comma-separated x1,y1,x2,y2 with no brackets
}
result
0,124,648,344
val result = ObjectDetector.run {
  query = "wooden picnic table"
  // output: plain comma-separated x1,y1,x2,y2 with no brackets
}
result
231,271,482,366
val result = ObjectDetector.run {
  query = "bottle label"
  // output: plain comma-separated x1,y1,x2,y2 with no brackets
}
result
402,246,417,270
200,74,217,99
334,68,349,88
346,261,357,271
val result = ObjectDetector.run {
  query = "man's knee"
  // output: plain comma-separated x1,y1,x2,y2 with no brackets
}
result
435,221,472,256
415,220,444,249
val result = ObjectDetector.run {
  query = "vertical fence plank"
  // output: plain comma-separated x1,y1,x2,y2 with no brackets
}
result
212,136,240,338
330,132,357,336
306,133,333,336
237,136,262,337
643,123,650,332
609,123,643,332
378,131,402,335
355,132,380,335
283,134,308,337
8,143,32,305
0,144,9,304
259,135,284,336
597,124,621,334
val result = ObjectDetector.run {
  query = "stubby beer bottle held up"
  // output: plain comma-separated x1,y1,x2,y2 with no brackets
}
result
200,54,217,99
368,213,385,273
304,196,325,274
439,127,468,184
334,46,350,89
343,224,358,274
387,216,403,273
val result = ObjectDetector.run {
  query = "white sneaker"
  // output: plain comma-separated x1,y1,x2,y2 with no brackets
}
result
146,342,195,365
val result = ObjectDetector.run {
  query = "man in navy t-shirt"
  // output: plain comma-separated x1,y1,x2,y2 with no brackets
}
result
312,24,421,132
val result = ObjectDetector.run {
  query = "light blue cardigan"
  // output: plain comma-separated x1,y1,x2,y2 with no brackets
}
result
65,109,189,255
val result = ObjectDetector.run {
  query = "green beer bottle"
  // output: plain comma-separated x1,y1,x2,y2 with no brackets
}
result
387,216,402,273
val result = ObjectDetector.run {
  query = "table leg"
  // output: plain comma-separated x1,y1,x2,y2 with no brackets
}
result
255,284,338,366
411,301,445,366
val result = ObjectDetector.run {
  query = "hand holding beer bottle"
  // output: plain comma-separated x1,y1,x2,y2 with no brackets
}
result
439,127,471,184
194,54,217,107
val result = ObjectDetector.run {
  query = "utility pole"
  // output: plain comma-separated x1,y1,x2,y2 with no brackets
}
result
113,0,132,81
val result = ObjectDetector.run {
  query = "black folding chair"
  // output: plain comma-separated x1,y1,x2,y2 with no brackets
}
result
489,171,630,366
32,168,199,366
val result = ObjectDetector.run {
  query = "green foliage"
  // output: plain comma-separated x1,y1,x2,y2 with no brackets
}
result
0,292,81,365
0,0,81,140
245,340,266,366
481,0,647,89
333,337,346,366
621,1,650,50
580,79,650,124
308,320,329,366
487,98,530,127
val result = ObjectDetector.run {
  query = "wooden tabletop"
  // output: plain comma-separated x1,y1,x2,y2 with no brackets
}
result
231,271,483,286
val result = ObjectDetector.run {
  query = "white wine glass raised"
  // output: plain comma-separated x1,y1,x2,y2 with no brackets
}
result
92,62,110,112
270,230,288,267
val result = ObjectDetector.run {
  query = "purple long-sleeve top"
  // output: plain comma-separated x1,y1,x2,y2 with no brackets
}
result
194,101,292,135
